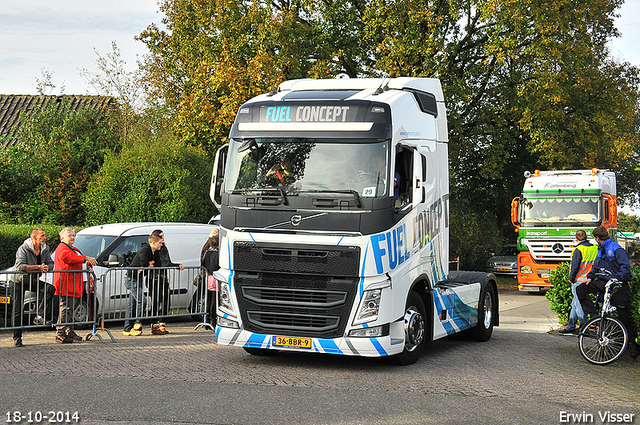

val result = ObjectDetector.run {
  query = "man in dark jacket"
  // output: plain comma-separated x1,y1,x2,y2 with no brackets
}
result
10,228,55,347
577,226,638,358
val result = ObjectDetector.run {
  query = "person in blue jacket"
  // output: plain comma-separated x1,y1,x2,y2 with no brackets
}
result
576,226,638,358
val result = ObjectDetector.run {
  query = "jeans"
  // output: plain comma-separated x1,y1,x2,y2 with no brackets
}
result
9,278,56,340
566,282,586,330
123,275,147,331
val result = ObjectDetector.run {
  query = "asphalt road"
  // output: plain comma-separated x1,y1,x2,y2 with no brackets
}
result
1,289,639,425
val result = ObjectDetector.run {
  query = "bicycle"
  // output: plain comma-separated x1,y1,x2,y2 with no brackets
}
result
578,269,628,365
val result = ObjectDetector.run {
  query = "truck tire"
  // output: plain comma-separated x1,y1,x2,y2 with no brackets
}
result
467,283,496,341
390,291,426,365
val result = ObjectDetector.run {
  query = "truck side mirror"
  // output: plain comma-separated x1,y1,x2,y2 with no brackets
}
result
210,144,228,209
511,197,520,227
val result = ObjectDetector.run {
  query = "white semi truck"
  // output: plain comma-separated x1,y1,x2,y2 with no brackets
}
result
210,77,498,364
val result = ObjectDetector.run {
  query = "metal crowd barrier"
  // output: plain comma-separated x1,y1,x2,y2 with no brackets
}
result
94,266,212,339
0,268,97,335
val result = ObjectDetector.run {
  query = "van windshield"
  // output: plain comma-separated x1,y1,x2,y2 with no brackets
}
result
74,235,117,258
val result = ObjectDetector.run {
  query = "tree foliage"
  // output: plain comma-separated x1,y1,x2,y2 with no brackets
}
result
83,127,216,225
618,212,640,233
138,0,640,256
0,101,120,225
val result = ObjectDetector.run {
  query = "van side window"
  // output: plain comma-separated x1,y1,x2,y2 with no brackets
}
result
108,235,149,266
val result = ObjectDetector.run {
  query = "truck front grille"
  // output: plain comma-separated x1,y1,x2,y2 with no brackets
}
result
234,242,360,338
526,238,575,262
246,312,340,332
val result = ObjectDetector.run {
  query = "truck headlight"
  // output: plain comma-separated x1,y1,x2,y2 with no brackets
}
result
353,289,382,325
520,266,533,274
218,281,237,317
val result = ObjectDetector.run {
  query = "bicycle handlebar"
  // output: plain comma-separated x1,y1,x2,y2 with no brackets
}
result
594,267,617,281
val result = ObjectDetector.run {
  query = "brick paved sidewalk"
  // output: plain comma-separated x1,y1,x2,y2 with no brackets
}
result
0,319,216,348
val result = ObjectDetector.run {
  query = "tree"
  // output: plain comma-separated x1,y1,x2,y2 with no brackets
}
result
80,41,146,144
0,100,120,225
137,0,378,155
618,212,640,233
83,127,216,225
137,0,640,256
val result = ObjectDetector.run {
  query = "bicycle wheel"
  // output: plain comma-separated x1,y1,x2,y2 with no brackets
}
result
578,316,628,365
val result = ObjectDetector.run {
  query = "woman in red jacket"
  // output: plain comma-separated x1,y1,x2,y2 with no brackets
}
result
53,228,97,343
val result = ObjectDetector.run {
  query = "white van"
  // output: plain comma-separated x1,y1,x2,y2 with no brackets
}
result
73,222,216,320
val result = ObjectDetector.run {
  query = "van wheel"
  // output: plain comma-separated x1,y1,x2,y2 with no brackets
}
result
190,290,207,322
389,291,426,365
73,296,92,330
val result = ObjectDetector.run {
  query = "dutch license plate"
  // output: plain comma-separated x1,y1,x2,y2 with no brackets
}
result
272,336,312,349
497,268,510,272
0,296,10,304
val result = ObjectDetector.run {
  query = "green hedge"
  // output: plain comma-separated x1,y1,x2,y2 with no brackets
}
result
0,225,68,269
546,263,640,345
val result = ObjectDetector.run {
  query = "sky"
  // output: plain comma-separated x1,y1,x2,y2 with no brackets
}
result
0,0,160,95
0,1,639,95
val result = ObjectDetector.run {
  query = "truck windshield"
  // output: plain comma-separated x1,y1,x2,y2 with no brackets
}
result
520,197,601,225
225,138,390,198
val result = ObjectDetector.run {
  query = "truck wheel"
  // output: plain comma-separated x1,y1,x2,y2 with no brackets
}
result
390,291,426,365
243,347,279,356
468,284,496,341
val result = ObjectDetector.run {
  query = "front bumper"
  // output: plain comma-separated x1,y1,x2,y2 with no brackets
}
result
215,324,405,358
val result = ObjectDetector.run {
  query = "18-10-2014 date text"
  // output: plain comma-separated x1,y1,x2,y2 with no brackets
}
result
6,411,79,423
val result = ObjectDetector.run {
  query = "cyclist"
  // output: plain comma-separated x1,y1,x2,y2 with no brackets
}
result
576,226,639,358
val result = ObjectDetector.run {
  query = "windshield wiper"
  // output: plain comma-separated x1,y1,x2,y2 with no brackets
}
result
300,190,362,208
231,187,288,206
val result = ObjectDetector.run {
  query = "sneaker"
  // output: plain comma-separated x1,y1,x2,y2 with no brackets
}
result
151,323,168,335
558,327,578,336
122,328,143,336
133,322,143,331
629,342,640,359
55,334,73,344
66,330,83,342
14,338,23,348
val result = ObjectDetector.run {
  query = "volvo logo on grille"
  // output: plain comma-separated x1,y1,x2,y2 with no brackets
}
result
552,243,564,254
290,215,302,226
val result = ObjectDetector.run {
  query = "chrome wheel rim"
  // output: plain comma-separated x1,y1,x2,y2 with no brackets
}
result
403,307,424,352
